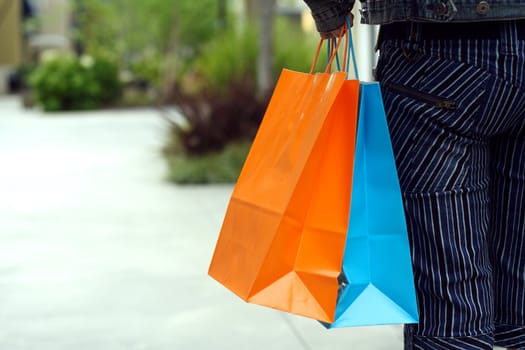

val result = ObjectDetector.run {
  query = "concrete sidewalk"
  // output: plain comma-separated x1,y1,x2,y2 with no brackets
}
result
0,97,403,349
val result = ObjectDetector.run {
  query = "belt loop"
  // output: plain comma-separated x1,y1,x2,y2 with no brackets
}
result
499,20,517,55
408,21,420,43
403,21,423,60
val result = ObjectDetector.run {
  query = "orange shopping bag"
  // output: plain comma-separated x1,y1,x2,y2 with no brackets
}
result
208,33,359,323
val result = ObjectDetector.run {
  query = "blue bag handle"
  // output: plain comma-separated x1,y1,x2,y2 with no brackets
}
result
310,29,346,74
325,17,359,80
345,16,359,80
327,39,343,72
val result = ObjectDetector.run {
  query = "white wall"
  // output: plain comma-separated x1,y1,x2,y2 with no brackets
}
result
352,20,379,81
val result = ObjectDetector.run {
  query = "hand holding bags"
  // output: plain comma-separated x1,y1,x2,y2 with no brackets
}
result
209,24,419,327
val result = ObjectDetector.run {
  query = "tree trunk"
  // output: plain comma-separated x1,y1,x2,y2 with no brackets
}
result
218,0,227,29
244,0,275,96
244,0,257,19
257,0,275,96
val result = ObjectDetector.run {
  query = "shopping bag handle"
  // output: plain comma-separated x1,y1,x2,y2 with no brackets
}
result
309,24,347,74
345,16,359,80
329,17,359,80
309,17,359,80
327,31,349,73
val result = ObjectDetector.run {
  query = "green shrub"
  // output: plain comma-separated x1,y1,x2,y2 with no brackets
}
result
128,50,164,88
173,0,219,48
164,79,267,156
162,76,267,184
29,53,121,111
164,140,251,184
192,26,258,95
273,18,327,76
191,20,322,95
74,0,220,90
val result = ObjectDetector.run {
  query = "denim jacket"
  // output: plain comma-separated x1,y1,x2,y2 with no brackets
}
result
304,0,525,27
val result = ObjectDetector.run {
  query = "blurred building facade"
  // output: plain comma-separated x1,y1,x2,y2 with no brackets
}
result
0,0,71,94
0,0,22,93
28,0,71,55
0,0,22,66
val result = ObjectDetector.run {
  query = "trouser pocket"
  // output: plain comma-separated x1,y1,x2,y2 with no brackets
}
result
386,82,457,110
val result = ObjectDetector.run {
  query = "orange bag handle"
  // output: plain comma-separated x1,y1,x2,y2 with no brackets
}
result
309,17,359,79
309,23,348,74
328,27,350,73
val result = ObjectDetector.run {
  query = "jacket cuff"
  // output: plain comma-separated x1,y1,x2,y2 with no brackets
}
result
304,0,355,33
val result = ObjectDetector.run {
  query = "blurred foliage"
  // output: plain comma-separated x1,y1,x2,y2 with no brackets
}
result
74,0,220,88
190,18,321,95
165,79,267,156
173,0,222,48
29,53,121,112
273,18,324,75
191,26,258,95
162,12,323,184
162,75,265,184
26,0,224,111
127,49,164,86
164,141,251,184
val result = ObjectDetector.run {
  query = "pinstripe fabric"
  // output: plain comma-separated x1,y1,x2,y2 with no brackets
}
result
405,326,494,349
375,21,525,349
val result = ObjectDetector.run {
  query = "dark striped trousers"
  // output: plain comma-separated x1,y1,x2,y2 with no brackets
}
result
375,20,525,349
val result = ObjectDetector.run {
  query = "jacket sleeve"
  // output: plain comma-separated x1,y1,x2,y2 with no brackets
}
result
303,0,355,33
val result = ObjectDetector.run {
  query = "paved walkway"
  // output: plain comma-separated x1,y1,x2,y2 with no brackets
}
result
0,96,404,349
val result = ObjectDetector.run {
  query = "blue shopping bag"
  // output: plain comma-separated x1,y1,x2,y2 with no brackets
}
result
325,82,419,328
